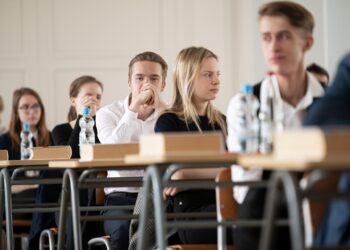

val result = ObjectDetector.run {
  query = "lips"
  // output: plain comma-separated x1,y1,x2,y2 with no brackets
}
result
269,55,285,64
210,89,219,94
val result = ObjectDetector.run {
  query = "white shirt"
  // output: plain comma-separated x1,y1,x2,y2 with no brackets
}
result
96,95,160,194
227,73,325,204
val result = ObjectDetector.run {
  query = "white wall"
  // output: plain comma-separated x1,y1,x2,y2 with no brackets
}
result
0,0,349,130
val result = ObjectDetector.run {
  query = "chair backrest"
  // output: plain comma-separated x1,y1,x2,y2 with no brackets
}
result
307,172,340,232
215,168,236,221
0,150,8,160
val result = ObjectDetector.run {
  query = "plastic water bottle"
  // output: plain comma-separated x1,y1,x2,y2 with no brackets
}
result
20,123,33,160
237,84,259,154
259,73,284,154
79,107,95,146
258,98,273,154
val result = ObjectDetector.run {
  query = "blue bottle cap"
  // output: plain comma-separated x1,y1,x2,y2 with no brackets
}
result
23,123,30,130
241,83,253,94
82,107,91,115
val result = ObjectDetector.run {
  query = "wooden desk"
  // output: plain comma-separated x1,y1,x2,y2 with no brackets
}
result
237,154,350,250
125,153,238,250
49,159,148,250
238,154,350,171
0,160,64,250
0,159,68,250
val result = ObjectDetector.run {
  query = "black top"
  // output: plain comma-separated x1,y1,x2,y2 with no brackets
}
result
0,132,38,160
52,115,99,158
155,112,225,134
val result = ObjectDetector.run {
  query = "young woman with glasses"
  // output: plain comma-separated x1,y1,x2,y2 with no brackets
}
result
0,87,51,159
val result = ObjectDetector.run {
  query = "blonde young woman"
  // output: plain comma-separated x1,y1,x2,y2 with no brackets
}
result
128,47,230,249
155,46,230,244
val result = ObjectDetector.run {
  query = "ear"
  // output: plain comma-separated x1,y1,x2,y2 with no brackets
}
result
303,35,314,52
161,80,166,92
70,97,76,107
128,79,132,92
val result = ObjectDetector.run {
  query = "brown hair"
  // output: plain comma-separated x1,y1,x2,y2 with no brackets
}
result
67,75,103,121
306,62,329,82
8,87,50,150
259,1,315,35
128,51,168,81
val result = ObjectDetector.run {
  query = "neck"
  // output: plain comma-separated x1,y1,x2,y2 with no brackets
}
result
30,126,37,133
276,67,308,107
194,100,208,116
69,119,76,129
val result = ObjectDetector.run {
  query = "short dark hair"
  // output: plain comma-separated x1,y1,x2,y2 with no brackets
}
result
259,1,314,35
128,51,168,81
306,63,329,81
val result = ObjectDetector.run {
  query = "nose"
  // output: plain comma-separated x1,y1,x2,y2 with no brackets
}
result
270,36,280,51
212,75,220,85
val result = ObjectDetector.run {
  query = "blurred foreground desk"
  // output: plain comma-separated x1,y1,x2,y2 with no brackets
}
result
238,154,350,250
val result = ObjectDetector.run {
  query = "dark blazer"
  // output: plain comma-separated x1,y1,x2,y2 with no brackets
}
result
0,132,38,160
304,53,350,246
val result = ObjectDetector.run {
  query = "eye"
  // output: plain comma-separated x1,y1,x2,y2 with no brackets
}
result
262,34,271,42
136,77,143,81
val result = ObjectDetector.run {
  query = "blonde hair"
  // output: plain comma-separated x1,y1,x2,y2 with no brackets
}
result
169,46,227,136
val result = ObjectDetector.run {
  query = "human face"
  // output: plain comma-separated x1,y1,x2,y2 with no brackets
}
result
128,61,164,98
71,82,103,115
192,57,220,104
260,16,313,76
17,95,42,128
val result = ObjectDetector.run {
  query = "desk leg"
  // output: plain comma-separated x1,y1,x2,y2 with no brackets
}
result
2,169,14,250
0,171,3,249
260,171,303,250
57,169,82,250
137,166,166,250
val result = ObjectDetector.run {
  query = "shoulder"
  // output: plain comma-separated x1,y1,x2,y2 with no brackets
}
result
52,123,71,135
155,112,182,132
0,133,11,149
97,99,126,119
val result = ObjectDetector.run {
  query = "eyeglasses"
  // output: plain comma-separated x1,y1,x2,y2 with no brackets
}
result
18,103,41,113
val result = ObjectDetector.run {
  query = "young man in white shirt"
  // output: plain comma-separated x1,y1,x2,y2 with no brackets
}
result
96,51,167,250
226,2,325,249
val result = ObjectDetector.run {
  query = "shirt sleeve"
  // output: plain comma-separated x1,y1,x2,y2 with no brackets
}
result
226,94,241,153
96,104,140,144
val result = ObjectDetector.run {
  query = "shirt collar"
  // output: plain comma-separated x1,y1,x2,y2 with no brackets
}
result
294,72,325,110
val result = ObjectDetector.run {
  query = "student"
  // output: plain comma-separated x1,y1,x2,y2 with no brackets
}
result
155,46,228,244
96,51,167,250
0,96,6,135
227,2,325,249
307,62,330,86
0,87,51,159
304,53,350,247
28,75,103,250
0,87,51,241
